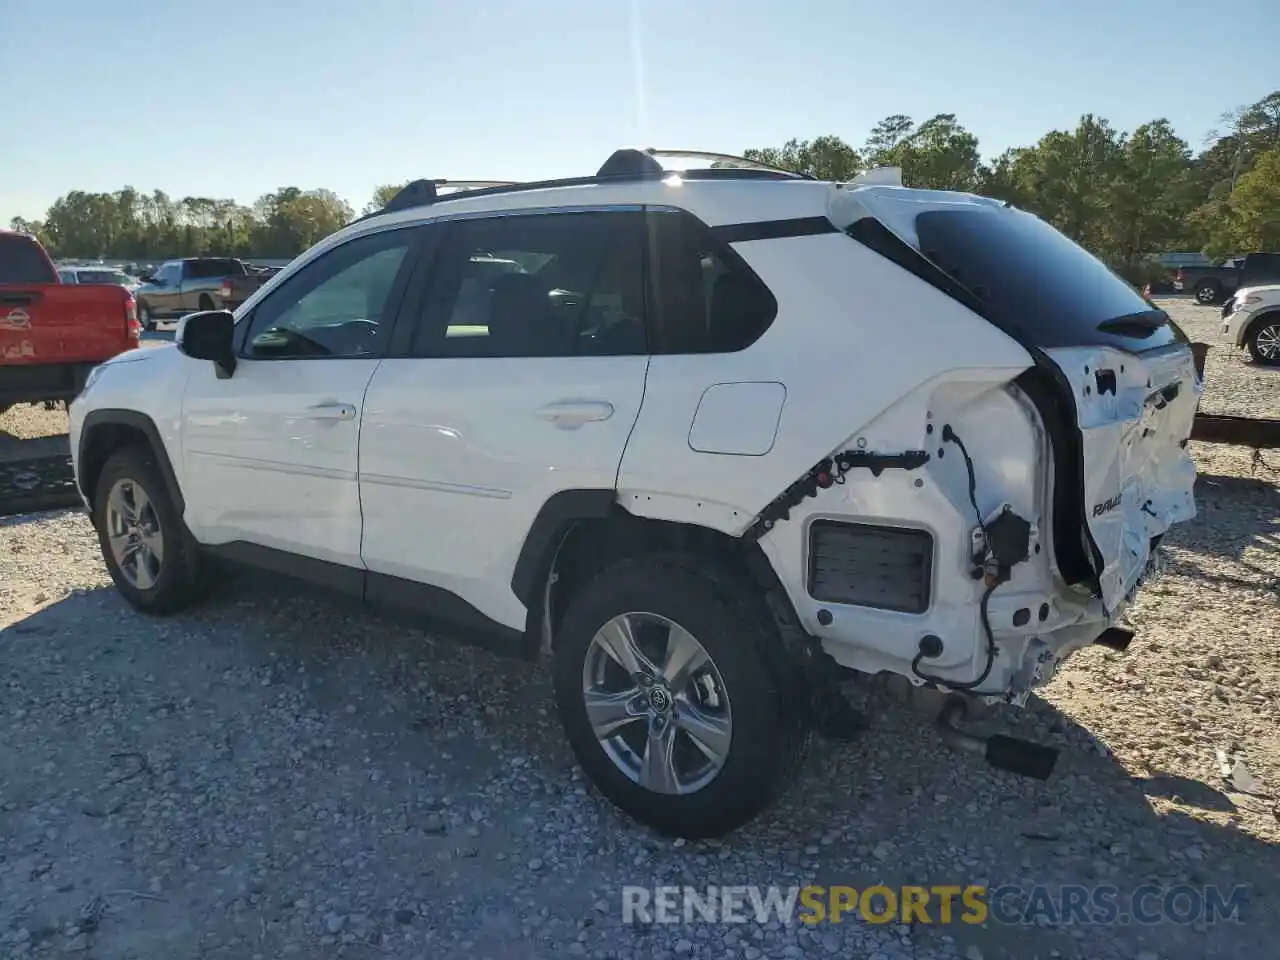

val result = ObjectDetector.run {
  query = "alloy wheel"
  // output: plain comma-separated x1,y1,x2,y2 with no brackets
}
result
1255,323,1280,361
105,478,164,589
581,612,733,795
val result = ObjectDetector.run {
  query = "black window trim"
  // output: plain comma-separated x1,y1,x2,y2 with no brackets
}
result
231,222,435,362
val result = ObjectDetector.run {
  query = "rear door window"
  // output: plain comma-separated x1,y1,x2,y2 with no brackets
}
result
410,210,647,358
0,234,58,284
910,207,1185,354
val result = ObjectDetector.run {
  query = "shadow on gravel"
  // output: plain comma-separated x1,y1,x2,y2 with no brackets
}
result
758,682,1280,960
3,571,1278,960
1168,473,1280,579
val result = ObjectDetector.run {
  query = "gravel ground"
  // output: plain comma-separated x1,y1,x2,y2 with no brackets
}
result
1,299,1278,959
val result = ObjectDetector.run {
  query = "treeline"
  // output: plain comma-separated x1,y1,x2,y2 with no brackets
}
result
9,187,356,262
743,91,1279,278
10,91,1279,271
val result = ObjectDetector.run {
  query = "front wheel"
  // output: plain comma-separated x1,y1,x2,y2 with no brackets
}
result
138,302,156,331
93,445,209,614
552,554,809,838
1246,316,1280,366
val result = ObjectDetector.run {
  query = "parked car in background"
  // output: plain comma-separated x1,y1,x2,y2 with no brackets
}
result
134,257,254,329
0,231,139,413
216,265,284,312
1221,283,1280,365
1151,251,1212,271
58,265,141,292
1172,252,1280,304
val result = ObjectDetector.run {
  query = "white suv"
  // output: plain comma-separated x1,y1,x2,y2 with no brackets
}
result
68,149,1200,838
1221,283,1280,364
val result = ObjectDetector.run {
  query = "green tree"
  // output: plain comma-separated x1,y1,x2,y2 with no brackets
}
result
1106,119,1194,265
866,113,982,191
863,115,915,165
364,183,408,215
742,135,861,181
1011,115,1125,256
1202,146,1280,257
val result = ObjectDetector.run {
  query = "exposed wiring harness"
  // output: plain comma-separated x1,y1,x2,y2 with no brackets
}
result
910,424,1006,693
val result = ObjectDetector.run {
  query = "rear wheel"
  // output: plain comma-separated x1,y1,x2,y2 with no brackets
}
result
93,445,209,614
1195,280,1221,305
1246,316,1280,366
198,294,215,311
552,553,809,838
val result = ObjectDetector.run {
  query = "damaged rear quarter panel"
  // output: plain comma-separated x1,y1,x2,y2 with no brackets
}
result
616,231,1034,532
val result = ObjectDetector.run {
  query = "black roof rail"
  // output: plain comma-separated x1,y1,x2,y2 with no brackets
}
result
596,149,666,179
383,179,438,212
355,148,813,224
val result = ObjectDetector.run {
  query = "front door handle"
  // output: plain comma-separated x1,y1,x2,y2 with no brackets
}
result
535,400,615,428
306,402,357,422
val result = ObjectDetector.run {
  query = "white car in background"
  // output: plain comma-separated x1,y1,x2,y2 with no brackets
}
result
58,266,142,293
1221,284,1280,365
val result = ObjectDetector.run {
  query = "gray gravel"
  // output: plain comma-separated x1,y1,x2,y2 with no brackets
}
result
1,298,1278,959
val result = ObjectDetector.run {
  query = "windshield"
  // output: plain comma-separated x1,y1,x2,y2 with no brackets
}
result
0,234,58,285
912,206,1186,354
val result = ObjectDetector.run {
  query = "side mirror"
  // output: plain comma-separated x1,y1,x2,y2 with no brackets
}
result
177,310,237,379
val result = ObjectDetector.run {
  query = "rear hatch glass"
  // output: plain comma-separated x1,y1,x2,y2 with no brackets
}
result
911,206,1186,355
0,234,57,285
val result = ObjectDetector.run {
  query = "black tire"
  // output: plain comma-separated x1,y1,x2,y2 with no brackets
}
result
138,302,156,331
92,444,209,615
1195,280,1221,305
1246,314,1280,366
552,553,810,838
198,294,215,311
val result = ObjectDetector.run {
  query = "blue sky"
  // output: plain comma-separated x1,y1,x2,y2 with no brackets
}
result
1,0,1275,223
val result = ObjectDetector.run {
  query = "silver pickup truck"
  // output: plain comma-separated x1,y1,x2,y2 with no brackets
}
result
134,258,252,330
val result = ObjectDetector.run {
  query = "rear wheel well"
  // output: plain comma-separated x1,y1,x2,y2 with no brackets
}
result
542,509,808,662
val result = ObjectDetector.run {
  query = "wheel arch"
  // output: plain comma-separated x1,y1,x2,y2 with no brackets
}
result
1243,308,1280,347
78,409,185,514
514,490,808,663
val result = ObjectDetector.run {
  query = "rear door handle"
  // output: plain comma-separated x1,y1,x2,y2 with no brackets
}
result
535,400,615,428
306,402,357,421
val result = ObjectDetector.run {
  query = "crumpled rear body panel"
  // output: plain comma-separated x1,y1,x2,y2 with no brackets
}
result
1044,343,1200,612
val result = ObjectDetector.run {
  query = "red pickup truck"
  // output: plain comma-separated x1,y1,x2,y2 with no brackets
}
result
0,231,140,414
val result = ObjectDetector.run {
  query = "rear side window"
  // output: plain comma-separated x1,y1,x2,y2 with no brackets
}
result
186,258,241,279
78,270,125,284
646,210,777,354
0,234,57,285
912,207,1185,354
